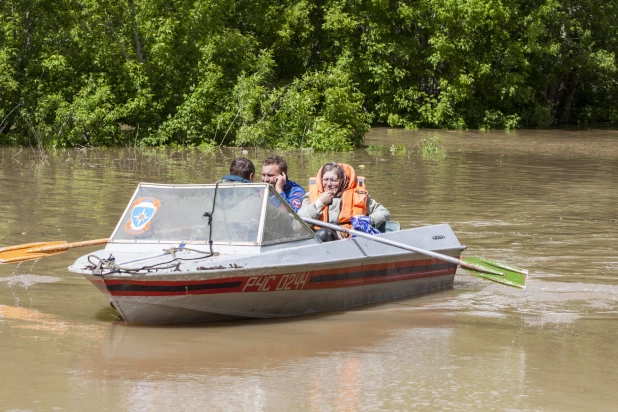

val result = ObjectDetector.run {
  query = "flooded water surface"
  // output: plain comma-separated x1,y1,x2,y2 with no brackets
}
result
1,129,617,411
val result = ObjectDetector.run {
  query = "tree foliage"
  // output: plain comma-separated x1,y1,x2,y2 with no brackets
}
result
1,0,616,148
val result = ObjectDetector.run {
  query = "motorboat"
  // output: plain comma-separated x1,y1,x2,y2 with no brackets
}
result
68,182,467,324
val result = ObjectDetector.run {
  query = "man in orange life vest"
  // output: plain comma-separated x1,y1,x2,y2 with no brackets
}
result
297,162,390,242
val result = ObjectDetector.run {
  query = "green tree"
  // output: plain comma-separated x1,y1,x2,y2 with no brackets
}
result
1,0,616,149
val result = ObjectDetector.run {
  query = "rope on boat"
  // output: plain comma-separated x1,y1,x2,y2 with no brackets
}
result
86,246,223,275
162,246,219,258
87,254,181,274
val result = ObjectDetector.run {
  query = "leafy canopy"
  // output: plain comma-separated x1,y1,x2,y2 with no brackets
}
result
0,0,616,148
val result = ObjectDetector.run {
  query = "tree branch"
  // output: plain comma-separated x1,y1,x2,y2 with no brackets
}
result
105,19,129,60
128,0,143,63
0,103,22,134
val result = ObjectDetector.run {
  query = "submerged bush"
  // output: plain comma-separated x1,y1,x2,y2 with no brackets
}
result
418,137,446,160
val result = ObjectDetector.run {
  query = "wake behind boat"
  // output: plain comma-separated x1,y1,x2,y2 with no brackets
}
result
68,182,467,324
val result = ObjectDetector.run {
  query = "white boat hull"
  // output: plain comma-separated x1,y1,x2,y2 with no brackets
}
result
96,269,455,324
73,224,464,324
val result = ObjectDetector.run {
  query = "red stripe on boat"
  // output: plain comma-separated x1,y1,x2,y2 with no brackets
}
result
103,258,458,296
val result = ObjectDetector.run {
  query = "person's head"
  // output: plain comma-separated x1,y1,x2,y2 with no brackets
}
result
261,155,288,184
229,157,255,182
320,162,346,196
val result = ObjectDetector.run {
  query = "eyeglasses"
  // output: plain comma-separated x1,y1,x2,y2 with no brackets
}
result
322,178,339,183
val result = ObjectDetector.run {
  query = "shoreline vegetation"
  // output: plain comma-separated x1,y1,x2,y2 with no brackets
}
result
1,1,616,150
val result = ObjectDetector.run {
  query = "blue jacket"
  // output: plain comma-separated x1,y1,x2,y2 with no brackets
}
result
219,174,252,183
280,180,306,212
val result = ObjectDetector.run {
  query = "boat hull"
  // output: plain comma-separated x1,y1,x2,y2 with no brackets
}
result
84,254,458,324
110,272,455,324
74,224,464,324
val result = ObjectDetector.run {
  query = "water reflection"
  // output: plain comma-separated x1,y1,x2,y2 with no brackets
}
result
73,307,458,411
65,301,539,411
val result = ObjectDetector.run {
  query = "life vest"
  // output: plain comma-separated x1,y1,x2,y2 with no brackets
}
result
308,164,368,237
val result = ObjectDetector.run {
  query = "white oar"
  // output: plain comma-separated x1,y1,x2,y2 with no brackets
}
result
301,217,528,289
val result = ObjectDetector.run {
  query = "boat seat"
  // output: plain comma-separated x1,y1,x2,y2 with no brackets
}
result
378,221,401,233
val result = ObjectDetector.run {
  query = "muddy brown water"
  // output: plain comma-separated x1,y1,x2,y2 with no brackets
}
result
1,129,617,411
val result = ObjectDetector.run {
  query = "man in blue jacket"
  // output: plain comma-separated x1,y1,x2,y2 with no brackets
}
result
261,155,305,212
219,157,255,183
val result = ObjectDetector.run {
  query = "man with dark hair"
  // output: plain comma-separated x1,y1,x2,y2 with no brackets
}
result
219,157,255,183
261,155,305,212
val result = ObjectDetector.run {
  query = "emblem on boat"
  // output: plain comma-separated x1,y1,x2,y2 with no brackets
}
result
433,235,445,240
125,197,161,235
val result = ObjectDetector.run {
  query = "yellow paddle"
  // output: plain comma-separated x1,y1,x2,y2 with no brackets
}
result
0,238,109,264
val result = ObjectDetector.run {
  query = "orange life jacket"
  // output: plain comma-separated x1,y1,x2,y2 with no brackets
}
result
308,164,368,237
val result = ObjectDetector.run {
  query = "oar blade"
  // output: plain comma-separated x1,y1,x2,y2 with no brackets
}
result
461,257,528,289
0,241,69,264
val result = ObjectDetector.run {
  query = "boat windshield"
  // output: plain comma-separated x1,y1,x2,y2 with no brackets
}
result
109,183,315,245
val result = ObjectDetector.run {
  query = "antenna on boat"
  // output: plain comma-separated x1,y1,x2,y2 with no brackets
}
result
202,182,220,256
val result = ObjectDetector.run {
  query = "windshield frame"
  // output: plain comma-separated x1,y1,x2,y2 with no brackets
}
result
108,182,316,246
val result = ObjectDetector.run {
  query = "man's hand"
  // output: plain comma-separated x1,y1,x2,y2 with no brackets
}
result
274,172,287,193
